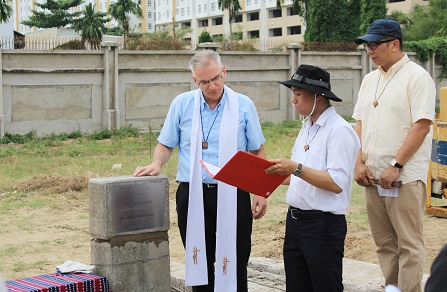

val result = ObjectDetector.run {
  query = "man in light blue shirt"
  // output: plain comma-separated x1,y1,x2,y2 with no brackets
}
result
134,50,266,292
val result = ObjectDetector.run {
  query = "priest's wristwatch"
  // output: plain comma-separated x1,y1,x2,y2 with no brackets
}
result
390,158,404,169
293,163,303,177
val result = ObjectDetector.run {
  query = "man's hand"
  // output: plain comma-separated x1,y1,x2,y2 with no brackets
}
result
252,195,267,220
354,163,373,187
133,162,162,177
265,158,295,175
379,166,400,189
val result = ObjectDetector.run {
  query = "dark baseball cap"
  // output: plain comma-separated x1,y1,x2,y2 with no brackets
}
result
355,18,402,44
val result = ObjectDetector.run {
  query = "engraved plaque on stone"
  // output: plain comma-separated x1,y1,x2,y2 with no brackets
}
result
111,181,165,233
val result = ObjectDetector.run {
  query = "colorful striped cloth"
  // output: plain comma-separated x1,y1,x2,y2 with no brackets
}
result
5,273,109,292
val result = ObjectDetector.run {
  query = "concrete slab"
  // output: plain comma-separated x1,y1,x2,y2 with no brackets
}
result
170,257,430,292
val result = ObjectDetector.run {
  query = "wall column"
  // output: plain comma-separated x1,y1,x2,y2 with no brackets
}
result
101,41,120,131
287,43,301,120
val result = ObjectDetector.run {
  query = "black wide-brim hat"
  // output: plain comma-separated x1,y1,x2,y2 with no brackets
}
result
278,64,342,102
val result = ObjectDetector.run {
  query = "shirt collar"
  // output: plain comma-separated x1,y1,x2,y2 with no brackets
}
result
304,106,335,130
200,89,226,111
379,54,409,76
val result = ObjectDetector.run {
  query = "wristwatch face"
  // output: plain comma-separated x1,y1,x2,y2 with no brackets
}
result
391,159,403,169
293,163,302,177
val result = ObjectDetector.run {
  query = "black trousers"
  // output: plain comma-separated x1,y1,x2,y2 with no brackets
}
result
176,182,253,292
283,207,347,292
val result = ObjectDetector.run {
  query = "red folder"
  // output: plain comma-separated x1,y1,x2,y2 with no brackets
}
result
200,150,288,198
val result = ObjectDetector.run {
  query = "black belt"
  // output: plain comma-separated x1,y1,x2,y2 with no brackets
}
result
289,207,329,220
179,182,217,189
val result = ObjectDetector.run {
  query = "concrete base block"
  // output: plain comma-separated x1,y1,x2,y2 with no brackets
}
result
91,233,170,292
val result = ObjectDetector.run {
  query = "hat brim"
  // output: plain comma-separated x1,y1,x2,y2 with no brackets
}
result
354,33,385,44
278,80,342,102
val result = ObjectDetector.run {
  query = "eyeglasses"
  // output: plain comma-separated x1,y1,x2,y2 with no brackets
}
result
196,72,222,87
362,39,395,50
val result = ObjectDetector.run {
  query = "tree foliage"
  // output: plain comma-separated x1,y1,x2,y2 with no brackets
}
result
108,0,143,49
72,3,110,49
198,31,213,43
359,0,387,35
405,37,447,79
217,0,242,40
21,0,83,28
399,0,447,41
0,0,13,23
275,0,373,43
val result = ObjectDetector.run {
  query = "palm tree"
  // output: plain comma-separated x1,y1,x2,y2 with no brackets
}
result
217,0,241,40
108,0,143,49
73,3,110,49
0,0,13,23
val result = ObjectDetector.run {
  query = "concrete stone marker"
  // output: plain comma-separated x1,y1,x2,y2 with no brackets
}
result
89,175,170,292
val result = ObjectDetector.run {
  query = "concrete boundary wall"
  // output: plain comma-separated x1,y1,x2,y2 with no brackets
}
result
1,43,445,137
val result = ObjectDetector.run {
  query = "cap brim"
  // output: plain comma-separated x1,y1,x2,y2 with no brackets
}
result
278,80,342,102
354,33,385,44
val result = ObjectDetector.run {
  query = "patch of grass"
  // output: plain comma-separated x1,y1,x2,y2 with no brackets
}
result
11,260,49,273
0,193,50,211
0,246,20,257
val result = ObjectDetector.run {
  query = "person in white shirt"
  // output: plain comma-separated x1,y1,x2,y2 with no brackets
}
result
266,64,360,292
352,18,436,292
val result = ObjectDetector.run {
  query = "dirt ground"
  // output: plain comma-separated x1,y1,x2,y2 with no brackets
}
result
1,175,447,281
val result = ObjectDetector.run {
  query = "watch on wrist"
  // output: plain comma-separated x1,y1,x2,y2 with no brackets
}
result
390,158,404,169
293,163,303,177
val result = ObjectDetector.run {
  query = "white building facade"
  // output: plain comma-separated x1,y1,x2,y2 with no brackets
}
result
9,0,429,43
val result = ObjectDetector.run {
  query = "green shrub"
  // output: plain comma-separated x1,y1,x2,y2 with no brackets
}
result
198,31,213,43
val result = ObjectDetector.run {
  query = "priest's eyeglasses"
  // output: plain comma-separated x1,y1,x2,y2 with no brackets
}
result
196,72,223,88
362,39,395,50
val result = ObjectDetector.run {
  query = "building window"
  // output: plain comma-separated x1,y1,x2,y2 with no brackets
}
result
247,30,259,38
234,14,242,23
269,8,282,18
204,4,207,12
148,0,151,6
158,12,161,19
148,23,152,29
211,3,216,11
198,19,208,27
270,27,282,37
138,0,141,4
287,7,298,16
247,12,259,21
148,12,151,18
198,5,201,13
181,8,184,16
167,10,169,18
213,17,223,26
183,22,191,27
176,8,179,15
246,0,251,4
288,25,301,35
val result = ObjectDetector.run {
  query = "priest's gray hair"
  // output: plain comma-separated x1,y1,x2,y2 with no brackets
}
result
189,50,223,76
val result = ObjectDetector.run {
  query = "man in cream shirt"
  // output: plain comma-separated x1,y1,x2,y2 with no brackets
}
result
353,18,436,292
